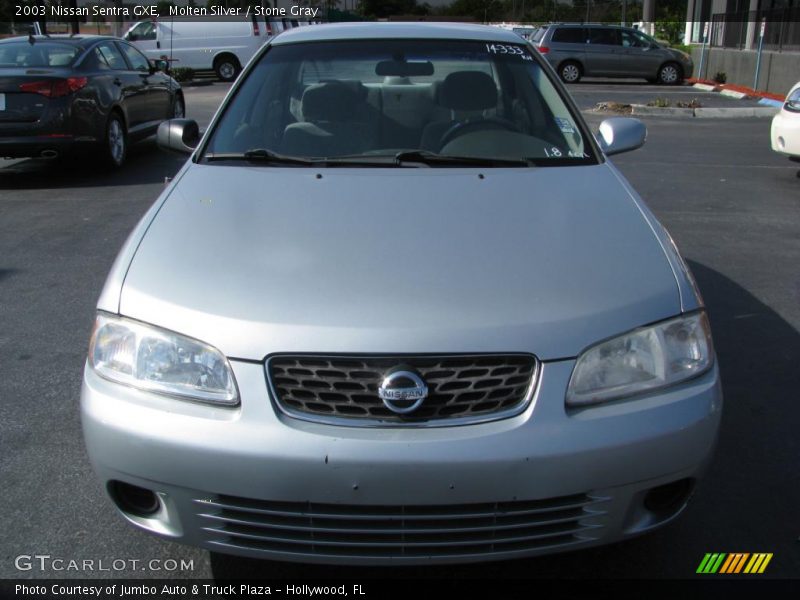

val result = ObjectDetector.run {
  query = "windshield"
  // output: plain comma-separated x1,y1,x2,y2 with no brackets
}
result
203,39,595,166
634,30,661,47
0,42,81,68
126,21,157,41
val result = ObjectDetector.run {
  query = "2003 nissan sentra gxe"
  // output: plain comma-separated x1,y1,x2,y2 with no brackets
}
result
81,22,722,565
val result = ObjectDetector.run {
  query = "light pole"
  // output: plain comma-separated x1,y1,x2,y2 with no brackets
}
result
484,0,496,24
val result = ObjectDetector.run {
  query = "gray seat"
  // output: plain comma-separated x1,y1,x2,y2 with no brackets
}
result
281,81,373,157
420,71,498,152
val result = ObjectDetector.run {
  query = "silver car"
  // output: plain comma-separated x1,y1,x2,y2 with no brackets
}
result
532,24,694,84
81,22,721,566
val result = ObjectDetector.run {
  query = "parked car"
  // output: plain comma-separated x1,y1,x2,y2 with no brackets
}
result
770,81,800,165
512,26,535,40
124,16,316,82
0,35,183,167
532,23,694,84
82,22,721,566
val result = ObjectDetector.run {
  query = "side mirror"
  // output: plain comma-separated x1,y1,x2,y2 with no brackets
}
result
126,33,137,42
157,119,200,154
597,117,647,156
152,59,168,72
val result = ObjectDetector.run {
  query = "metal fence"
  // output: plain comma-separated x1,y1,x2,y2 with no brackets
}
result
710,8,800,51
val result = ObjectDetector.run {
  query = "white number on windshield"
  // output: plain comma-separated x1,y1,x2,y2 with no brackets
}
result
486,44,532,60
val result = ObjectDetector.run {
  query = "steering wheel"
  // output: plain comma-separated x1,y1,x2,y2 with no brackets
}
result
439,117,521,149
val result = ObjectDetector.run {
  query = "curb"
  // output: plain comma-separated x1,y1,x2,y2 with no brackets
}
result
630,105,694,117
758,97,784,108
689,79,786,104
585,105,778,119
719,89,748,99
694,106,778,118
627,104,778,118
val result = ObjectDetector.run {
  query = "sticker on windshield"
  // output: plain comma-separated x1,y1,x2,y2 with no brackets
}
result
543,147,563,158
485,44,533,61
555,118,575,134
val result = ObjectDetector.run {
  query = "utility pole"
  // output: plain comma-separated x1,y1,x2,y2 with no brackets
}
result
69,0,79,34
34,0,46,35
643,0,655,35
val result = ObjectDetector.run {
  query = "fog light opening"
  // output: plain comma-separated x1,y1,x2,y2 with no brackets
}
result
109,481,161,517
644,478,694,515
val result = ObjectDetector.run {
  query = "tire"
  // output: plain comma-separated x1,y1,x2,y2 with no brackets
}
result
171,94,185,119
657,62,682,85
558,61,582,84
103,112,127,168
214,55,240,82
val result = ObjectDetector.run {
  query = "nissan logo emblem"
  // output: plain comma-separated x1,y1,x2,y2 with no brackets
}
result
377,370,428,414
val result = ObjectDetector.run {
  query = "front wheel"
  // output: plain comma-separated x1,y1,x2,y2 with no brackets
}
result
559,61,582,84
103,113,127,168
658,62,682,85
172,94,185,119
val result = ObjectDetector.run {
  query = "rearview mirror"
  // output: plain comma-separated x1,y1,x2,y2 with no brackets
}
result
375,60,434,77
597,117,646,156
157,119,200,154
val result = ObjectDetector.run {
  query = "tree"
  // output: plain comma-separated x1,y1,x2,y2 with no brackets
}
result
445,0,503,22
361,0,427,18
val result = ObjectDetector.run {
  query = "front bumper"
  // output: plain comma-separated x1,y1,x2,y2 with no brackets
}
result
81,358,722,565
771,110,800,158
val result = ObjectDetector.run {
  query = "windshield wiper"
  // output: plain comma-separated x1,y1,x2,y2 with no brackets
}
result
205,149,403,168
204,148,546,168
204,148,319,166
393,150,535,167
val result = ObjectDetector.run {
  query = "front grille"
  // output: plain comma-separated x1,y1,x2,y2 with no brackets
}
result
198,494,606,559
267,354,538,425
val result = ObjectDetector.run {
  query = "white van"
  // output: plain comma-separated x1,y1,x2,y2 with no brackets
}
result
124,16,288,82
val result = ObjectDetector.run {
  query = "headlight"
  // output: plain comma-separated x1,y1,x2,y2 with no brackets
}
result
566,312,713,407
89,313,238,406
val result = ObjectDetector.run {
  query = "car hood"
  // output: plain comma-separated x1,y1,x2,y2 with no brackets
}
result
119,164,680,360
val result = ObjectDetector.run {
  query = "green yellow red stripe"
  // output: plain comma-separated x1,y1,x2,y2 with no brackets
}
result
699,552,772,574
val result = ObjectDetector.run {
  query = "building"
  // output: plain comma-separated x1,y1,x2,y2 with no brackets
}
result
686,0,799,94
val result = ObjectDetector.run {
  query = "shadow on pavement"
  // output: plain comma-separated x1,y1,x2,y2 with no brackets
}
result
0,139,186,190
571,78,692,88
204,262,799,579
0,268,18,283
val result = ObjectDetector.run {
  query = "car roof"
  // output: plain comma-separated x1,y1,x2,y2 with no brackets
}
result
548,23,633,30
0,35,117,46
271,22,525,45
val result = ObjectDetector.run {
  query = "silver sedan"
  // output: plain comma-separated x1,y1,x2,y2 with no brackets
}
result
81,22,722,566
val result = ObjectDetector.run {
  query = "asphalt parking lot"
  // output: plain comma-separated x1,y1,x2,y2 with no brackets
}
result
1,81,798,581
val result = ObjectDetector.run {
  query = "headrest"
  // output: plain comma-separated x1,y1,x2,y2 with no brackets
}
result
301,80,366,122
440,71,497,111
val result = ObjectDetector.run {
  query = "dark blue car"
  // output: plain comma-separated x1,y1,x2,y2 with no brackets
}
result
0,35,184,167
